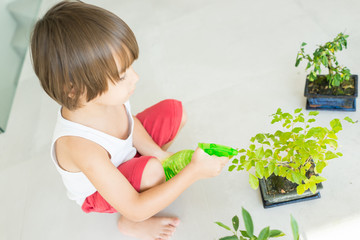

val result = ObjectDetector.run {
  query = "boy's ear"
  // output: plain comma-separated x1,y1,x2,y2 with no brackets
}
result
67,84,76,99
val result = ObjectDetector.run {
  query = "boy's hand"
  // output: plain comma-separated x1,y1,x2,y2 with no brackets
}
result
189,147,229,179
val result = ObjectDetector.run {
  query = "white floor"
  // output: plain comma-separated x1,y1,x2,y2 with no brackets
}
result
1,0,360,239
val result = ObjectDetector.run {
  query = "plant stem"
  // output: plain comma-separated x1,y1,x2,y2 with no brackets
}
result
327,56,333,76
303,157,312,166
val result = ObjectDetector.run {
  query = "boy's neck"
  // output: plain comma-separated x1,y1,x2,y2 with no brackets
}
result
62,102,125,123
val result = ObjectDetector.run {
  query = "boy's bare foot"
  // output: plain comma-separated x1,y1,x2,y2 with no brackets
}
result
118,216,180,240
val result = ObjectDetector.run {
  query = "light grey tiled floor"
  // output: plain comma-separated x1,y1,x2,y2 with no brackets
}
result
1,0,360,239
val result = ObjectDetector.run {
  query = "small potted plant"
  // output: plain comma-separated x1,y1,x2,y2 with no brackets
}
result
295,32,358,111
229,108,356,208
215,207,300,240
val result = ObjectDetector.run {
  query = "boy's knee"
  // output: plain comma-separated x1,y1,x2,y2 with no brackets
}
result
181,108,187,127
180,107,187,129
140,158,166,191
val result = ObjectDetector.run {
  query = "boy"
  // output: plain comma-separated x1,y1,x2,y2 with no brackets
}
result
31,1,229,239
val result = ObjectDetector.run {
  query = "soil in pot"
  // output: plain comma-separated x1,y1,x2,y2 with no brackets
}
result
259,167,323,208
308,75,356,96
265,174,298,195
305,75,358,111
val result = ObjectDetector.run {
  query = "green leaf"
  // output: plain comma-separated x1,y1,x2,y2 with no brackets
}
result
321,56,329,67
291,171,303,185
268,162,275,175
271,118,280,124
232,159,239,164
325,151,338,160
330,119,342,133
282,113,293,119
279,166,287,177
215,222,232,231
323,139,338,149
314,176,326,183
242,208,254,238
274,130,283,137
307,118,316,123
308,111,319,116
228,165,236,172
255,133,266,143
344,116,357,124
245,161,252,171
291,216,299,240
294,108,302,113
327,132,338,139
315,161,327,173
250,144,256,151
305,127,321,139
296,184,306,195
239,149,246,153
255,147,265,160
249,174,259,189
292,127,303,133
301,42,307,47
333,74,341,87
264,149,273,158
263,167,270,179
232,215,240,232
255,162,264,179
237,165,244,171
219,236,239,240
269,230,285,238
336,152,343,157
274,166,280,175
258,227,270,240
280,132,292,142
309,182,317,194
240,231,250,238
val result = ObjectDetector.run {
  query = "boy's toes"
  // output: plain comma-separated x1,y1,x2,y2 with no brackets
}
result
158,233,172,240
162,227,175,236
162,217,180,227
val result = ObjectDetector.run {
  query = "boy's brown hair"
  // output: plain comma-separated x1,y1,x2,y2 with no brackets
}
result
31,1,139,110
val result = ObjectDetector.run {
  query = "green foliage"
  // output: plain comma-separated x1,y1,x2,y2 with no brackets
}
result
242,208,254,238
295,32,351,88
216,207,297,240
291,216,299,240
228,108,357,195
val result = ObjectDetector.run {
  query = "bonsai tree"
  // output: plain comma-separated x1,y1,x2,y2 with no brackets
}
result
295,32,351,88
215,207,300,240
229,108,356,195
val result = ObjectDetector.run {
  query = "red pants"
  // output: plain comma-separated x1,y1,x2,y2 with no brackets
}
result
81,99,183,213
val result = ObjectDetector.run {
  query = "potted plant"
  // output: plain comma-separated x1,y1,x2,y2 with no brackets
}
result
215,207,300,240
228,108,356,208
295,32,358,111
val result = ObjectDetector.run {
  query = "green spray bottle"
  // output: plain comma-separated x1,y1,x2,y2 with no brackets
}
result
162,143,238,181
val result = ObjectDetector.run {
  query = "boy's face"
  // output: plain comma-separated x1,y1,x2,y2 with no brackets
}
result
91,64,139,107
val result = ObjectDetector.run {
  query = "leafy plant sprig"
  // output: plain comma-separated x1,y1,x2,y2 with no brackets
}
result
295,32,351,87
229,108,357,195
215,207,299,240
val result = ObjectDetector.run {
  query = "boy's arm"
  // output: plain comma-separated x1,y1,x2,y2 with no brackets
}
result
132,116,170,161
70,137,228,222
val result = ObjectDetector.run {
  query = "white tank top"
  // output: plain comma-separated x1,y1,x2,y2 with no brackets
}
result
50,101,137,205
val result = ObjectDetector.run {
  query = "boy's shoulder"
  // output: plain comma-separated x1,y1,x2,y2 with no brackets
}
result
55,135,110,173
